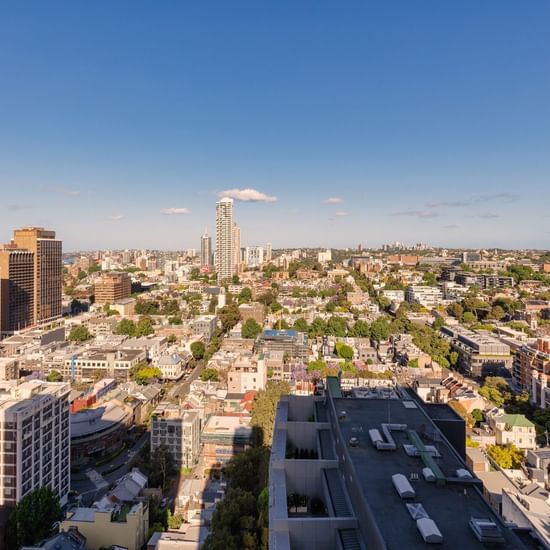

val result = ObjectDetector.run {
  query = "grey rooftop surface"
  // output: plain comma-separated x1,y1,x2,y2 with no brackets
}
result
332,397,524,549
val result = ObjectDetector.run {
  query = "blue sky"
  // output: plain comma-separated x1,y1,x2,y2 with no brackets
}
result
1,1,549,251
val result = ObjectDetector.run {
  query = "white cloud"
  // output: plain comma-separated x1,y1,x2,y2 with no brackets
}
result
335,211,349,217
391,210,439,219
218,188,277,202
107,214,125,221
323,197,344,204
41,185,81,197
160,207,192,215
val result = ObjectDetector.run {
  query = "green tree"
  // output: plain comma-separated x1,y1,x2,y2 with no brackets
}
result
462,311,477,324
200,368,220,382
326,316,348,337
6,486,61,547
135,300,160,315
167,334,177,344
448,302,464,319
116,318,137,336
489,305,506,321
219,303,241,331
251,381,291,445
471,409,484,425
350,320,370,338
242,319,262,339
46,370,63,382
486,444,524,469
204,487,258,550
370,318,392,341
335,342,354,360
149,444,176,488
448,400,475,428
136,317,154,336
238,287,252,304
449,351,459,366
68,325,92,342
191,341,205,360
132,365,162,385
422,271,438,286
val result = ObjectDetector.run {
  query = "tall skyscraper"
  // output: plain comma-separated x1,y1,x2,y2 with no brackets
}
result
200,231,213,271
266,242,272,262
0,245,35,335
215,197,234,282
232,223,241,274
12,227,62,325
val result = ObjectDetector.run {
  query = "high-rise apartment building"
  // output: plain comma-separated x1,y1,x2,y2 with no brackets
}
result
245,246,264,268
232,222,241,274
215,197,234,282
265,242,272,262
12,227,62,325
94,272,132,305
0,380,71,509
0,246,34,335
200,232,213,271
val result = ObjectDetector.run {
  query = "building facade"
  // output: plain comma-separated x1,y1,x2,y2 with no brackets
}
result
13,227,62,325
0,380,70,509
215,197,234,283
441,326,512,378
150,403,200,468
94,272,132,305
0,247,34,335
513,338,550,407
200,232,213,271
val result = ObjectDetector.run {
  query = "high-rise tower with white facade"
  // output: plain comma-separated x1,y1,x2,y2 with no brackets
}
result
215,197,234,282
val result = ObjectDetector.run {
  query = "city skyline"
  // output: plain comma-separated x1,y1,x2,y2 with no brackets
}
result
1,2,549,251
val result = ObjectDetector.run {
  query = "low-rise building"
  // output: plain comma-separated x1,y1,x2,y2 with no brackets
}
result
156,354,186,381
192,315,218,341
60,470,149,550
63,348,147,381
486,410,537,450
70,400,133,465
227,354,267,394
441,326,512,378
238,302,265,325
255,329,308,360
405,285,444,308
150,403,200,468
201,415,253,469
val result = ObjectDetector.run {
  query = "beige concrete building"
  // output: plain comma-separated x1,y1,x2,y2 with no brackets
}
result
12,227,62,325
0,246,34,335
94,271,132,305
61,501,148,550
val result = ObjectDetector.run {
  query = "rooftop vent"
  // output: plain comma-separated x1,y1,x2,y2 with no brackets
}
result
469,517,505,543
417,517,444,544
392,473,416,499
339,411,347,420
422,467,436,482
456,469,473,480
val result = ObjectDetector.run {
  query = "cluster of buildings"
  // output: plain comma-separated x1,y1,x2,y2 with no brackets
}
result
207,196,272,281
